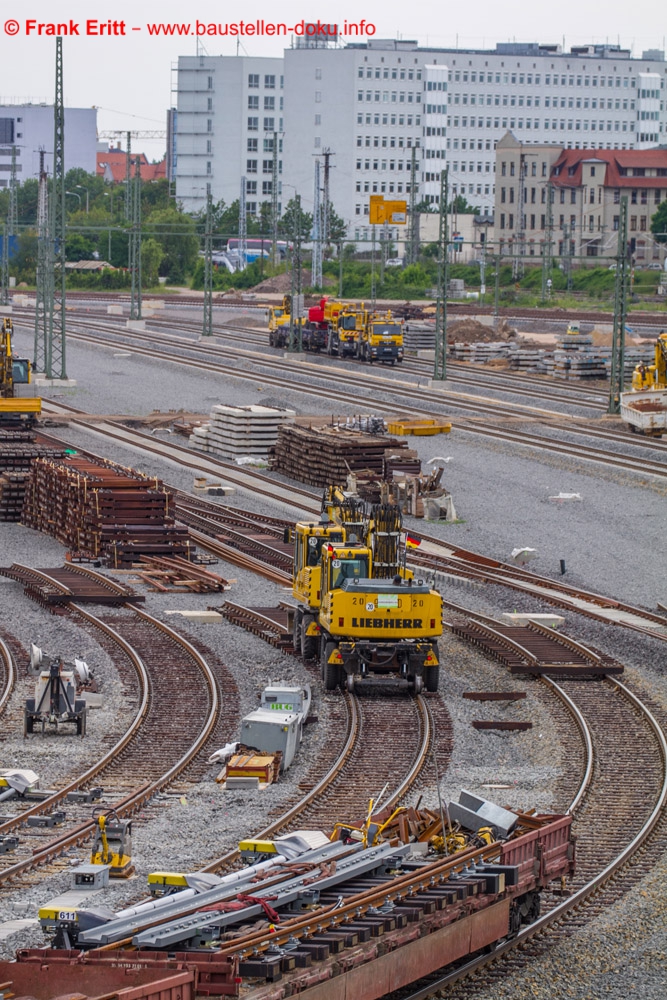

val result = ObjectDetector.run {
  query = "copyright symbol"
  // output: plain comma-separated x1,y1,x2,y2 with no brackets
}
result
4,19,20,35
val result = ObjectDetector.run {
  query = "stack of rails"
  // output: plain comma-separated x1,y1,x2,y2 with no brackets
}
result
268,423,418,488
21,455,193,566
0,433,67,522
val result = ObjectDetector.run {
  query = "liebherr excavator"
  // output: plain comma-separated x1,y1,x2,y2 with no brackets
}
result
289,487,442,693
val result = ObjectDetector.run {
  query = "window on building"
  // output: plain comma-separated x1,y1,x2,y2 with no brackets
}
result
247,138,258,152
247,117,258,131
264,97,275,111
246,159,257,173
248,74,259,88
265,75,275,88
248,96,259,109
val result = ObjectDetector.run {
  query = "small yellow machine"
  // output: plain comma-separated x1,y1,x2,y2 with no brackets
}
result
290,488,442,692
631,332,667,391
0,317,41,426
90,809,134,877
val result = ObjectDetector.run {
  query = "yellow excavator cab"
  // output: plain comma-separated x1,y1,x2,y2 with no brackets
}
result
1,317,41,426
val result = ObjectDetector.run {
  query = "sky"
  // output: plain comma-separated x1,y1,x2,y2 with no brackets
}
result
2,0,665,161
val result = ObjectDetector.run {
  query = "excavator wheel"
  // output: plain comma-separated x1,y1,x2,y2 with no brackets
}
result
299,616,318,660
424,666,440,692
292,610,303,653
321,642,340,690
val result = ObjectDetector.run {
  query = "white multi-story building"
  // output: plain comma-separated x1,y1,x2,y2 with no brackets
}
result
0,104,97,185
283,40,433,244
175,54,284,215
174,40,667,235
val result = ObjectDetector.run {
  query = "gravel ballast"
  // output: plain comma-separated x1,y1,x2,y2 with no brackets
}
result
1,314,666,995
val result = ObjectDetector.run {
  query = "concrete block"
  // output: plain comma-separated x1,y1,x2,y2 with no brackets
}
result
107,304,123,315
82,692,103,709
501,613,565,628
126,319,145,331
0,918,38,941
33,378,78,388
164,610,224,623
224,776,261,790
0,305,13,315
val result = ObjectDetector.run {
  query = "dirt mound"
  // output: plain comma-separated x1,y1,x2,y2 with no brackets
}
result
251,270,310,294
447,318,516,343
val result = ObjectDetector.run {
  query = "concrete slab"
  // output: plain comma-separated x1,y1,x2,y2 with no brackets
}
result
0,917,38,941
126,319,146,331
164,610,223,623
33,378,78,388
500,613,565,627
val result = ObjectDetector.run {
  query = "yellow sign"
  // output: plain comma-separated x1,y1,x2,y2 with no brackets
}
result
369,195,385,225
368,196,408,225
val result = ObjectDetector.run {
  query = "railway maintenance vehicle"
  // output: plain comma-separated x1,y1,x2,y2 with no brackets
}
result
268,297,404,364
621,330,667,436
0,317,41,427
289,487,441,692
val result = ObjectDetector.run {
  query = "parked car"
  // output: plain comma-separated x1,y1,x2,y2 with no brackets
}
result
385,258,404,267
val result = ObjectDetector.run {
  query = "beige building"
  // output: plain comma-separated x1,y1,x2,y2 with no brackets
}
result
493,131,667,264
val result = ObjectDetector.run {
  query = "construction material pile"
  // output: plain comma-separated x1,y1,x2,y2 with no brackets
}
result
0,433,67,522
268,421,419,487
21,455,193,566
189,404,296,459
136,555,229,592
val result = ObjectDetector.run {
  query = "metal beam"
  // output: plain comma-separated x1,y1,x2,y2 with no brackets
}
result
33,150,50,372
433,168,449,381
202,186,213,337
608,196,628,414
271,131,279,269
406,147,419,264
48,35,67,379
311,158,322,289
128,154,142,320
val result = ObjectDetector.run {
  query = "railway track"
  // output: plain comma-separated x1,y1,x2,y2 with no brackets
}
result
391,673,667,999
0,634,16,718
26,428,666,646
17,294,667,331
18,322,667,477
0,601,225,892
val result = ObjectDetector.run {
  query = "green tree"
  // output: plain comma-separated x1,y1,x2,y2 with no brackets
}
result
14,230,38,283
448,194,480,214
279,198,313,240
144,207,199,282
141,238,164,286
650,201,667,244
326,205,348,244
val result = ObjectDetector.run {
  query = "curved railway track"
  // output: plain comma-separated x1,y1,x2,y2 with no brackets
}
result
388,673,667,999
0,635,16,718
0,600,222,892
199,690,439,877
